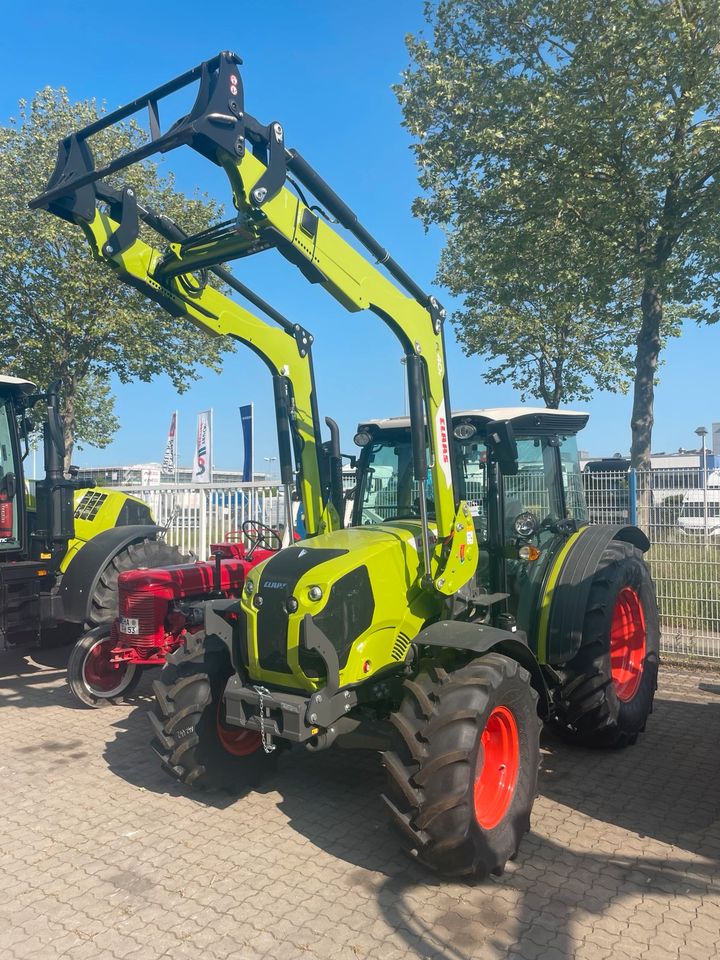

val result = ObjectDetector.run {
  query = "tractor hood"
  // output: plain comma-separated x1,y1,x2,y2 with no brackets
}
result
240,523,442,692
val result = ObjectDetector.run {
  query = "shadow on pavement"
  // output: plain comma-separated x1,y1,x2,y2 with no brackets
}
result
100,684,720,960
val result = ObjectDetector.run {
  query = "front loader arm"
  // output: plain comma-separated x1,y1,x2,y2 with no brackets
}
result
31,51,475,591
59,193,332,538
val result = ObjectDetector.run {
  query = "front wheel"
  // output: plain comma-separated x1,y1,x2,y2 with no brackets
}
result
554,540,660,747
67,625,142,708
149,647,276,792
383,653,541,878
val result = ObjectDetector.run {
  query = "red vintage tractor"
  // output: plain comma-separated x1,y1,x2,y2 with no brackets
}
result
67,520,281,707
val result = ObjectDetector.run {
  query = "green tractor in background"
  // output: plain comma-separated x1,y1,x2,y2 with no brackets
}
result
0,376,183,652
352,407,659,749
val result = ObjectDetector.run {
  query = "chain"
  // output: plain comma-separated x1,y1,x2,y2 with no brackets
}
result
253,685,276,754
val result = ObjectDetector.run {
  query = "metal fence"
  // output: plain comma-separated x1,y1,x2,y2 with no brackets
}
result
118,482,285,559
120,469,720,660
585,467,720,659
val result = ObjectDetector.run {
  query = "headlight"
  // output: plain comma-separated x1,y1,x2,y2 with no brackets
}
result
514,511,539,538
453,422,477,441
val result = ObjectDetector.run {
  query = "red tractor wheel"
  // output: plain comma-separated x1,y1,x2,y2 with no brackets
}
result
555,540,659,747
67,625,142,708
383,653,541,878
150,647,275,792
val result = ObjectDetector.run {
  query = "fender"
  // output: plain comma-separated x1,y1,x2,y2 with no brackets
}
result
414,620,551,719
542,524,650,667
59,525,162,623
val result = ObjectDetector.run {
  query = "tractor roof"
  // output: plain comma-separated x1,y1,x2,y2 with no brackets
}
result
358,407,589,437
0,375,36,394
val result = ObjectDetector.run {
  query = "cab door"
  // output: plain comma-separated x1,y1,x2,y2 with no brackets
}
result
502,437,567,645
0,396,23,555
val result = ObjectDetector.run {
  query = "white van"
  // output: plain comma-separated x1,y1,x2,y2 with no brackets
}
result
678,469,720,537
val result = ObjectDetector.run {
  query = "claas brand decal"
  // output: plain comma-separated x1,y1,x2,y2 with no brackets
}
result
435,400,452,487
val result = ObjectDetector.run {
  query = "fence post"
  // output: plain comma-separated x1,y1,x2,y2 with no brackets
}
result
198,488,208,560
629,468,637,527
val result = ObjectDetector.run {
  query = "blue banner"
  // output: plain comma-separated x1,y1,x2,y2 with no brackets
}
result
239,404,253,482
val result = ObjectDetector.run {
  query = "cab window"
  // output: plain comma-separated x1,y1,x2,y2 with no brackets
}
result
455,441,488,537
502,437,563,539
0,401,20,550
559,435,587,522
356,438,427,524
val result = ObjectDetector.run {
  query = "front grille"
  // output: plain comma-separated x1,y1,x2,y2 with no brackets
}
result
118,592,165,645
255,546,348,674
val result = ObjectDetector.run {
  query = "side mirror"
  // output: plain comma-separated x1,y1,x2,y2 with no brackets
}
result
486,420,518,475
1,472,17,500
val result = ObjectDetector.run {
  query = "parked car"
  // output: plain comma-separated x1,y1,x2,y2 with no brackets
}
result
678,470,720,537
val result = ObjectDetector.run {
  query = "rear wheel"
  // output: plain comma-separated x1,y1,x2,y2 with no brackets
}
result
150,646,275,792
382,653,541,878
67,625,142,708
87,539,188,626
555,540,659,747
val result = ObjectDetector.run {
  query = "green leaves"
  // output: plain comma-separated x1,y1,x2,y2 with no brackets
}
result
0,88,232,465
398,0,720,462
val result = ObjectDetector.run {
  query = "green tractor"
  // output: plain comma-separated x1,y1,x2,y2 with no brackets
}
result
32,53,659,879
0,376,183,650
352,409,659,748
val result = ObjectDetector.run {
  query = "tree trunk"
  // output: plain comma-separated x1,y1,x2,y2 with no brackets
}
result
62,384,76,476
630,278,663,530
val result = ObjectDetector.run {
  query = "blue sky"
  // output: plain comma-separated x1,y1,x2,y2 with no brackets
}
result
1,1,716,473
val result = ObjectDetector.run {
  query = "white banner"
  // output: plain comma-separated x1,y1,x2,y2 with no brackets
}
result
192,410,212,483
161,411,177,477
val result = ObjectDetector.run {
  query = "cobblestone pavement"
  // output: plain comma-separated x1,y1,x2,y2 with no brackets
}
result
1,649,718,960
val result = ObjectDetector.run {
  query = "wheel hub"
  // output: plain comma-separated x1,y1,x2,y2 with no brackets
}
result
474,705,520,830
216,701,262,757
82,636,134,697
610,586,646,702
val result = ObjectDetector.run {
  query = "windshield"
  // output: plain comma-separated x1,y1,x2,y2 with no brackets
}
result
356,435,489,527
356,437,425,524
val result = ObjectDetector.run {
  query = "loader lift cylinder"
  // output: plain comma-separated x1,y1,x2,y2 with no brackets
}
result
273,374,295,543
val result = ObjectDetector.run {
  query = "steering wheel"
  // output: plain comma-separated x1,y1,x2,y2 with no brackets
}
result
241,519,283,554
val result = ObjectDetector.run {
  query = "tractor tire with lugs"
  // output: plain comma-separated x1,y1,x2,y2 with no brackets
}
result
554,540,659,748
382,653,541,879
150,646,275,792
87,538,188,626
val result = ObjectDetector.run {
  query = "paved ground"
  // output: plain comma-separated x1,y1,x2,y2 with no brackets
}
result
0,651,719,960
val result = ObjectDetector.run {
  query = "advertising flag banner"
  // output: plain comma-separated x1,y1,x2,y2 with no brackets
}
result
192,410,212,483
161,411,177,477
239,404,253,482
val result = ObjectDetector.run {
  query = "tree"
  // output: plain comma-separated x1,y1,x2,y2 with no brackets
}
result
0,88,233,471
452,221,638,406
398,0,720,467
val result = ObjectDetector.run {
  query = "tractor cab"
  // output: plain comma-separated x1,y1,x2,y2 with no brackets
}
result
0,376,48,647
353,407,590,650
0,376,33,558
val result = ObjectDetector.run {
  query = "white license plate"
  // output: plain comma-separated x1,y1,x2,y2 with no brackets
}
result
120,617,140,635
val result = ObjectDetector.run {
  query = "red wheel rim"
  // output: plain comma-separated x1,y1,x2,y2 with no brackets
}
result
610,586,646,702
474,705,520,830
216,700,262,757
82,637,132,695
